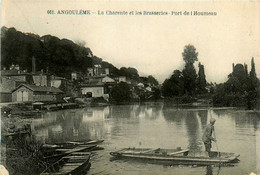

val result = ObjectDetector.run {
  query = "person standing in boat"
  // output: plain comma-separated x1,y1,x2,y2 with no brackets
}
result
202,118,216,157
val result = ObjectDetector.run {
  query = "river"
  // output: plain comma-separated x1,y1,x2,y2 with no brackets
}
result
31,103,260,175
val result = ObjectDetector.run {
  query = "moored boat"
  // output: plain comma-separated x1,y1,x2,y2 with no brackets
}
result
110,147,240,165
43,145,97,163
41,152,91,175
43,139,104,149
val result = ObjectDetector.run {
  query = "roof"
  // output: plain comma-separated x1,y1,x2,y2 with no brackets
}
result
12,84,63,93
81,82,104,88
51,76,66,80
0,70,19,76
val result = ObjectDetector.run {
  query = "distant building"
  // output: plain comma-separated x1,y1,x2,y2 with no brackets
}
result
87,68,94,76
114,76,126,83
105,68,109,75
0,91,12,102
33,74,51,86
101,76,116,83
71,72,78,81
12,84,63,102
87,65,110,77
80,82,105,98
51,76,64,88
1,76,26,91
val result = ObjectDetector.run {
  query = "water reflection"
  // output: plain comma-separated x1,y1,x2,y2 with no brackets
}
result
184,111,200,151
30,104,259,175
162,108,183,125
206,166,213,175
198,110,208,129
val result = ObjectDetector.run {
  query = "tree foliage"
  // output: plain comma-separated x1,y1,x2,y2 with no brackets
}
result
1,27,150,82
110,82,131,103
213,59,260,109
162,44,201,97
162,70,184,97
197,62,207,94
182,44,198,64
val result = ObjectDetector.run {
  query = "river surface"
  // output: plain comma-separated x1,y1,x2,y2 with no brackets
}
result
31,103,260,175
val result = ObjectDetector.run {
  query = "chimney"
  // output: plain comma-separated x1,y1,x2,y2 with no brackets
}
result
32,56,36,73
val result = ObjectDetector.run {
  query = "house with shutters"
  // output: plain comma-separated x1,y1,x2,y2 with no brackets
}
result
12,84,64,102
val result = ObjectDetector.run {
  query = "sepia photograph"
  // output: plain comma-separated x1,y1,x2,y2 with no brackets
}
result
0,1,259,175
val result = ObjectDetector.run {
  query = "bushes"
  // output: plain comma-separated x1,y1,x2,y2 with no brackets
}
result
110,82,131,103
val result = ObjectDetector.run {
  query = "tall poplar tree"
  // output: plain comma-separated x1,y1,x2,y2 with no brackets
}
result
182,44,198,95
197,62,207,94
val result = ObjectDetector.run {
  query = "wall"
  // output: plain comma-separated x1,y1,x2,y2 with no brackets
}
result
33,94,56,101
1,77,16,91
102,76,115,83
12,86,34,102
0,92,12,102
12,86,59,102
51,79,62,88
33,75,48,86
81,86,104,97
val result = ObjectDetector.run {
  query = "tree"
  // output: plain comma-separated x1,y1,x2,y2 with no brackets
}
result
197,62,207,94
182,44,198,64
182,44,198,95
110,82,131,102
250,57,257,80
147,75,159,86
162,70,184,97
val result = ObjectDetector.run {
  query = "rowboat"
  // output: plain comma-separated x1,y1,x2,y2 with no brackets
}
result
110,148,240,165
43,145,97,163
41,152,91,175
43,139,104,149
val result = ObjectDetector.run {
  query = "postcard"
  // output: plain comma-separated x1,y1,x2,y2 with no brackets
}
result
1,1,259,175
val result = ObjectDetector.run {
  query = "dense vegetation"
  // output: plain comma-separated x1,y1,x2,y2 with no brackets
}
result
2,27,259,109
110,82,132,103
1,27,158,85
162,44,259,109
162,44,207,98
213,58,259,109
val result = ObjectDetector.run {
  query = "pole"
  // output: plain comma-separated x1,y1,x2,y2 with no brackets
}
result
209,108,220,157
213,126,220,157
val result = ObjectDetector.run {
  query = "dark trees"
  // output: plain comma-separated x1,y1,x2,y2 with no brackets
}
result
213,58,259,109
182,44,198,64
162,44,203,97
197,62,207,94
162,70,184,97
110,82,131,103
182,44,198,95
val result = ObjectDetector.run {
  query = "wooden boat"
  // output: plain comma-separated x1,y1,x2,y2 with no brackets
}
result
110,148,240,165
43,139,104,149
43,145,97,163
41,152,91,175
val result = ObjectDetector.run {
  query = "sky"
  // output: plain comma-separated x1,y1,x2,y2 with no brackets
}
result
1,1,260,83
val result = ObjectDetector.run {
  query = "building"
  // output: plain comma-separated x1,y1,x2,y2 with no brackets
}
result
80,82,105,98
114,76,127,83
51,76,65,88
12,84,63,102
71,72,78,81
101,76,116,83
0,76,27,102
1,76,26,91
0,90,12,102
87,65,110,77
33,74,51,86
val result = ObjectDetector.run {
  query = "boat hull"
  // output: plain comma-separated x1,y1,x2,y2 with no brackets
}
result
41,152,91,175
110,148,240,165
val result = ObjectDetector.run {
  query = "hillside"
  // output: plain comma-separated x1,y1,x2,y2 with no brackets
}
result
1,27,147,82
